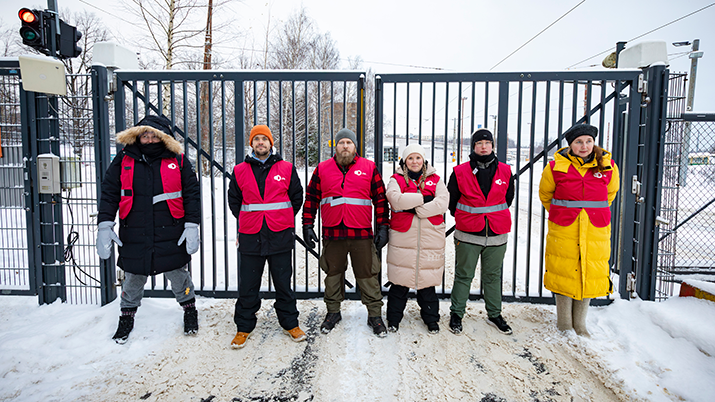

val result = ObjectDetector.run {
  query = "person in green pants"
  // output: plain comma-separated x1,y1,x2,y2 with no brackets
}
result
447,129,515,335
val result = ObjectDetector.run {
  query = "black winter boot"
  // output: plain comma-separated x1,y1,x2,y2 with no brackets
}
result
181,298,199,335
112,308,136,344
449,313,463,335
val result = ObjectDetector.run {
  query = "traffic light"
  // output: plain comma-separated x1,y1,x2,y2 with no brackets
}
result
18,8,48,54
58,19,82,59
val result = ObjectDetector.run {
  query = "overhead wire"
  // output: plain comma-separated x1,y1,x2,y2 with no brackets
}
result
566,1,715,69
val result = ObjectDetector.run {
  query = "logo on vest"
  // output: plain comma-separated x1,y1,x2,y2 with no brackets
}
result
274,175,286,181
353,170,365,176
167,163,178,170
593,172,603,179
495,179,504,185
426,180,435,186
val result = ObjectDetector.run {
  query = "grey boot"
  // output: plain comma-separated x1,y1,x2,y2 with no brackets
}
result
554,294,574,332
572,298,591,337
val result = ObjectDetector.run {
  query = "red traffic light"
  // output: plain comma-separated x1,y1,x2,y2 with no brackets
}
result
19,8,38,24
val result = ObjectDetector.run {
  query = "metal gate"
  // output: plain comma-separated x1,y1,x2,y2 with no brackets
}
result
92,66,366,302
374,68,662,304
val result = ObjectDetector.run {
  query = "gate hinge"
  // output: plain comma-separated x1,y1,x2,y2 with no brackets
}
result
626,272,637,298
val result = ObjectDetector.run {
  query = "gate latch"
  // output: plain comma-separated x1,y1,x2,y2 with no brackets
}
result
627,272,637,299
637,73,646,93
631,175,644,203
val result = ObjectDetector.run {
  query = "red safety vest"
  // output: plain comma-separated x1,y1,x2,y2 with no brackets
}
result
234,161,294,234
119,154,184,219
453,161,512,234
390,173,444,232
319,156,374,228
548,160,614,228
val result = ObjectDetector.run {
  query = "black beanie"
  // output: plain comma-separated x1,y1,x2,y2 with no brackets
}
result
563,124,598,145
471,129,494,149
137,115,174,138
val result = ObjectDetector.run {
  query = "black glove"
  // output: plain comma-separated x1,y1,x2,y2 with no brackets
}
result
374,225,389,250
423,195,435,204
303,224,318,249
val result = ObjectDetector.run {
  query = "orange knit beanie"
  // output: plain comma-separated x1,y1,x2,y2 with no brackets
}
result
249,125,274,147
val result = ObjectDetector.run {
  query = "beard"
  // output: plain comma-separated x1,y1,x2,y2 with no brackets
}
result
254,147,270,158
336,149,356,166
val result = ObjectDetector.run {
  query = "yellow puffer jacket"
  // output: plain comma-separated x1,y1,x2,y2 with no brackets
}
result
539,148,620,300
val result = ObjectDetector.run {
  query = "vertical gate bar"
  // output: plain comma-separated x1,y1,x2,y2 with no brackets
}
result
221,80,229,291
195,80,205,291
235,79,244,285
512,81,524,297
599,80,607,148
209,79,217,291
406,83,410,147
432,83,440,179
279,81,284,157
538,81,552,297
157,80,163,117
266,79,271,127
144,81,150,117
253,80,257,126
418,82,423,142
392,84,397,171
571,80,578,126
496,80,509,162
21,88,41,299
358,75,365,155
557,81,565,147
342,81,347,128
585,81,593,123
484,82,490,129
91,65,117,305
525,82,538,297
457,82,463,152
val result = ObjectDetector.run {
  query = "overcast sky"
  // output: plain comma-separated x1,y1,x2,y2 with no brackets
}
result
2,0,714,111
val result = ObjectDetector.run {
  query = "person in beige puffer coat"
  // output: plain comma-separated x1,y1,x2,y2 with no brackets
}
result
385,144,449,334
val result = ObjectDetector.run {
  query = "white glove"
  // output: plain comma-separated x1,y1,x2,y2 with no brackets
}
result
178,222,200,254
96,221,123,260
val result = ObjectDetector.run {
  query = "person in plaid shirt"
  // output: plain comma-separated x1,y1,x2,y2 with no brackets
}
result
302,128,390,337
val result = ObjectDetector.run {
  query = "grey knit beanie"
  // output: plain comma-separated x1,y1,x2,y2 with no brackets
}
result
564,124,598,145
334,128,357,146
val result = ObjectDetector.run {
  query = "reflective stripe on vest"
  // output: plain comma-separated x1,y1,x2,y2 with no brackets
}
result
118,155,185,219
456,202,508,214
318,156,374,228
234,160,294,234
550,199,609,208
320,196,372,207
240,201,292,212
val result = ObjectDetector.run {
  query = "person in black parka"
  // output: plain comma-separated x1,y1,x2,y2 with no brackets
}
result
96,115,201,344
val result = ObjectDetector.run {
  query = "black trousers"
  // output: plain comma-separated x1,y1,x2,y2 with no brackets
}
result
386,284,439,325
234,251,299,332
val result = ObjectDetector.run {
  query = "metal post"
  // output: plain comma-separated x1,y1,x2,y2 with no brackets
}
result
91,65,117,305
636,64,668,301
679,39,703,186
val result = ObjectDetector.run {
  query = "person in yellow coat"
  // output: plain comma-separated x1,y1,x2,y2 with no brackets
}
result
539,124,620,337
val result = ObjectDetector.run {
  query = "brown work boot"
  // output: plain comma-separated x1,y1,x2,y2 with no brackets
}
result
284,326,307,343
230,332,251,349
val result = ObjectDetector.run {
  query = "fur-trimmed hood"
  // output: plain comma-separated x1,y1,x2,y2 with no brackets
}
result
116,125,184,155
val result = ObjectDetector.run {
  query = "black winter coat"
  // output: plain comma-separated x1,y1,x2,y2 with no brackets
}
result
228,153,303,256
447,151,515,237
98,140,201,276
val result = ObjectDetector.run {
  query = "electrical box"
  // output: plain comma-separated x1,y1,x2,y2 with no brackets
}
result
37,153,61,194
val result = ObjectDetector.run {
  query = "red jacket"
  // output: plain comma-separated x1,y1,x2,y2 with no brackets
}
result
390,173,444,232
319,156,374,228
119,155,184,219
453,161,511,234
234,161,294,234
548,159,615,228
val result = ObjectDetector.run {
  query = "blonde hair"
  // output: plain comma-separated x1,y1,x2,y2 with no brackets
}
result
402,161,428,190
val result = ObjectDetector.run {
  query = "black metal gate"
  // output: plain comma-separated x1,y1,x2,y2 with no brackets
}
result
373,68,662,304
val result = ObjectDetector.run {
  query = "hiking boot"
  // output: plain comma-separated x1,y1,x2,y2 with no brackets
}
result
427,321,440,334
387,322,399,333
184,307,199,335
231,332,251,349
367,316,388,338
449,313,462,335
488,315,513,335
112,315,134,344
320,312,342,334
284,326,307,343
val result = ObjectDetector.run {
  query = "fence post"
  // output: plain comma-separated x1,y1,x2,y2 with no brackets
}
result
91,65,117,305
635,64,668,301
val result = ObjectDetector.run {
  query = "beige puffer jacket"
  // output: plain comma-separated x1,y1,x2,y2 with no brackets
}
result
386,164,449,290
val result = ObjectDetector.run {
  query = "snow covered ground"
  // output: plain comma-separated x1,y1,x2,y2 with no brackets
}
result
0,294,713,402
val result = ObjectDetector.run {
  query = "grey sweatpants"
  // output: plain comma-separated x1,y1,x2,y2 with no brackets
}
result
119,265,196,309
